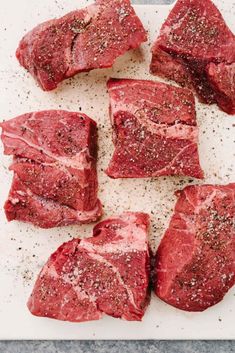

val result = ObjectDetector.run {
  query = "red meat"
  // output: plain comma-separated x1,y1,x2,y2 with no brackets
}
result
28,212,150,322
16,0,147,91
106,78,204,179
0,110,102,228
151,0,235,114
155,183,235,311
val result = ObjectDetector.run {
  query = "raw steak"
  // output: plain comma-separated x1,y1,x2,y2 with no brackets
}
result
106,78,204,179
16,0,147,91
0,110,102,228
155,184,235,312
28,212,150,322
150,0,235,114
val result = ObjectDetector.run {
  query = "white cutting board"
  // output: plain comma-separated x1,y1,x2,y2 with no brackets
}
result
0,0,234,340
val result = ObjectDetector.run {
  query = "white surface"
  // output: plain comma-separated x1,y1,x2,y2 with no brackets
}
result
0,0,234,340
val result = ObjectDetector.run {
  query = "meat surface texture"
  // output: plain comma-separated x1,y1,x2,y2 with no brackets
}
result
106,78,204,179
0,110,102,228
155,184,235,312
28,212,150,322
16,0,147,91
150,0,235,115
